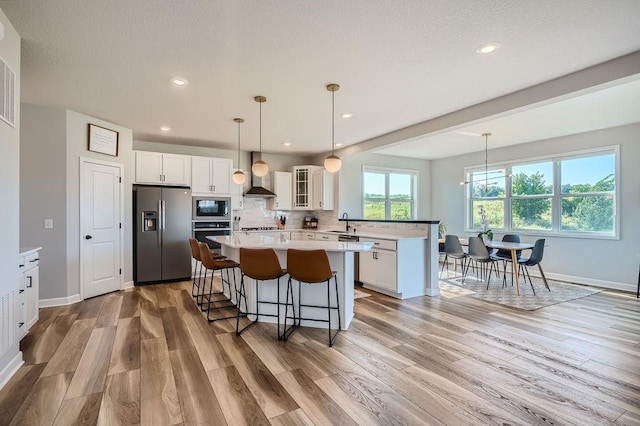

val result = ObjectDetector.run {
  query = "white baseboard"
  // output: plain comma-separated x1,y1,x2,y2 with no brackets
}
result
439,260,636,294
543,272,635,293
39,293,82,308
122,280,134,290
0,352,23,391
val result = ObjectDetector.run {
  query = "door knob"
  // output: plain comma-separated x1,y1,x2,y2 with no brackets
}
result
85,235,93,240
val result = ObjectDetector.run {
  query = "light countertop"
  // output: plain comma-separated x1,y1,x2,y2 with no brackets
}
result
211,235,373,252
234,228,431,241
19,247,42,256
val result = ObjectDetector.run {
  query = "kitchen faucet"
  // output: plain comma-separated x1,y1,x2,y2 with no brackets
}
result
341,212,350,233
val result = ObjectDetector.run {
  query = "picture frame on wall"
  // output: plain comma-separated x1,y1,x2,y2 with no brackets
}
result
88,123,119,156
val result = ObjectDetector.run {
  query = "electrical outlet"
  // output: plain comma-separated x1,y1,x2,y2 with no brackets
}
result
44,219,53,229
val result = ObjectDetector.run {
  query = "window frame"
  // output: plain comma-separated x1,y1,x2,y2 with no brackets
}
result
464,145,619,239
362,166,418,220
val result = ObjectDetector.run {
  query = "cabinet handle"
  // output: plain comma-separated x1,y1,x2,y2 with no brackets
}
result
18,322,24,328
19,264,24,268
19,289,24,294
30,258,39,262
276,201,279,208
27,276,33,288
213,185,216,192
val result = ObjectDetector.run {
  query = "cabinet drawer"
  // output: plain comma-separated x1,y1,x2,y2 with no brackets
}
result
24,252,40,269
361,238,396,251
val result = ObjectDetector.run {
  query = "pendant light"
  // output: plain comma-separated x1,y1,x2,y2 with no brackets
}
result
459,132,509,187
251,95,269,177
232,118,246,185
324,83,342,173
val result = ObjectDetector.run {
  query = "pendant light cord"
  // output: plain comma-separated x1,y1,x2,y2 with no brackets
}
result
259,101,262,153
485,133,488,195
331,89,335,155
237,121,241,167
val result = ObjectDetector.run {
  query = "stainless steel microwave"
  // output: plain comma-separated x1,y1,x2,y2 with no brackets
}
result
192,197,230,220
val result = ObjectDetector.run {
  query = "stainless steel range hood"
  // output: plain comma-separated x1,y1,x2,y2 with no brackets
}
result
243,152,276,198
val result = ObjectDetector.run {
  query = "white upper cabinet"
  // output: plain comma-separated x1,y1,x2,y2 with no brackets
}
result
292,165,334,210
192,156,232,195
312,169,334,210
135,151,191,186
271,171,292,210
292,166,312,210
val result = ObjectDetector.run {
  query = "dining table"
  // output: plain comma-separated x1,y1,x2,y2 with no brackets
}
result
484,240,535,296
439,237,536,296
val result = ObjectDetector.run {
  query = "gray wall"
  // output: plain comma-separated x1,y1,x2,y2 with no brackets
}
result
431,123,640,291
20,105,67,299
0,8,21,377
338,152,432,219
20,105,134,301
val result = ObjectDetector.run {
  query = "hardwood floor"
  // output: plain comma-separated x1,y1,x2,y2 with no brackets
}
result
1,279,639,425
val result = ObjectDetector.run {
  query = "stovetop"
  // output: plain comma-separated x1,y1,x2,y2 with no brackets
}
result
241,227,278,231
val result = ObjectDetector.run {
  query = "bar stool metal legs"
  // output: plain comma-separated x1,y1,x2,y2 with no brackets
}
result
285,249,342,347
197,242,243,323
235,248,292,340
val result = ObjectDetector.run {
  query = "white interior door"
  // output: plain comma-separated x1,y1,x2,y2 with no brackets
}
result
81,160,122,299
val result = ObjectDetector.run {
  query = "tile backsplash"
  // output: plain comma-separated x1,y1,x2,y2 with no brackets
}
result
232,198,427,231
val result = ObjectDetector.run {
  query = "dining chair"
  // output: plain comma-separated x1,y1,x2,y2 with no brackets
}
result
464,237,500,289
490,234,521,286
517,238,550,293
440,235,468,278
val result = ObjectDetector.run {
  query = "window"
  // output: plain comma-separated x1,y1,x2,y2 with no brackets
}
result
465,147,618,238
363,167,417,220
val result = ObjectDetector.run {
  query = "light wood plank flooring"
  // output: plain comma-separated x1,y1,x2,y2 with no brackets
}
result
1,280,639,425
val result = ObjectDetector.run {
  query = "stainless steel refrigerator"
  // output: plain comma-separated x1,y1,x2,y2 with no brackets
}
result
133,185,192,284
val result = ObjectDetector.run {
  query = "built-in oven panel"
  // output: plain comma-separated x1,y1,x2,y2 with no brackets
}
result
192,221,231,255
192,197,231,220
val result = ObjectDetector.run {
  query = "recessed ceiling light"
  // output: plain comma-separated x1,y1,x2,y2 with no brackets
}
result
475,42,500,54
160,126,171,132
171,77,188,87
282,142,292,146
335,143,343,147
341,113,353,119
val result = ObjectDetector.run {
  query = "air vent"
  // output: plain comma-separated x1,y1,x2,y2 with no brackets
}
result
0,56,16,127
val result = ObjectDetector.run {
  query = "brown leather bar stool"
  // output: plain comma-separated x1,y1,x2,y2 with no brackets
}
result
198,242,241,323
236,248,293,340
189,238,205,299
189,238,226,303
285,249,341,346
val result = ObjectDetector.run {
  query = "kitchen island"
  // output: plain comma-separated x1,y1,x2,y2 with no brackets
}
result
210,234,373,329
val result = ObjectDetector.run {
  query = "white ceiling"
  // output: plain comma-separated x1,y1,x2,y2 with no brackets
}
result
2,1,640,157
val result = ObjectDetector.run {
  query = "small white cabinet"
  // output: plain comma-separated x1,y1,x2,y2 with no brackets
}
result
270,171,292,210
192,156,232,195
231,171,244,210
135,151,191,186
359,238,397,293
312,169,334,210
18,249,40,338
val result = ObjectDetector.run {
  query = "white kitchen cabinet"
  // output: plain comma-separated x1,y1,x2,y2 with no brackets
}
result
292,166,313,209
312,169,334,210
292,165,333,210
270,171,292,210
192,156,232,195
18,249,40,338
359,238,397,294
135,151,191,186
231,170,244,210
316,233,338,242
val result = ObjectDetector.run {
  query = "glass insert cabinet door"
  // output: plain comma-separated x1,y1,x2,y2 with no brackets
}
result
294,167,310,208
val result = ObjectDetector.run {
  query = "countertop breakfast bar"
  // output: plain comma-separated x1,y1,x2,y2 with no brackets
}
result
210,234,374,329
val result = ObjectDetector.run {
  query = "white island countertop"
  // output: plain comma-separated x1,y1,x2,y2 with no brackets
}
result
212,234,373,252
